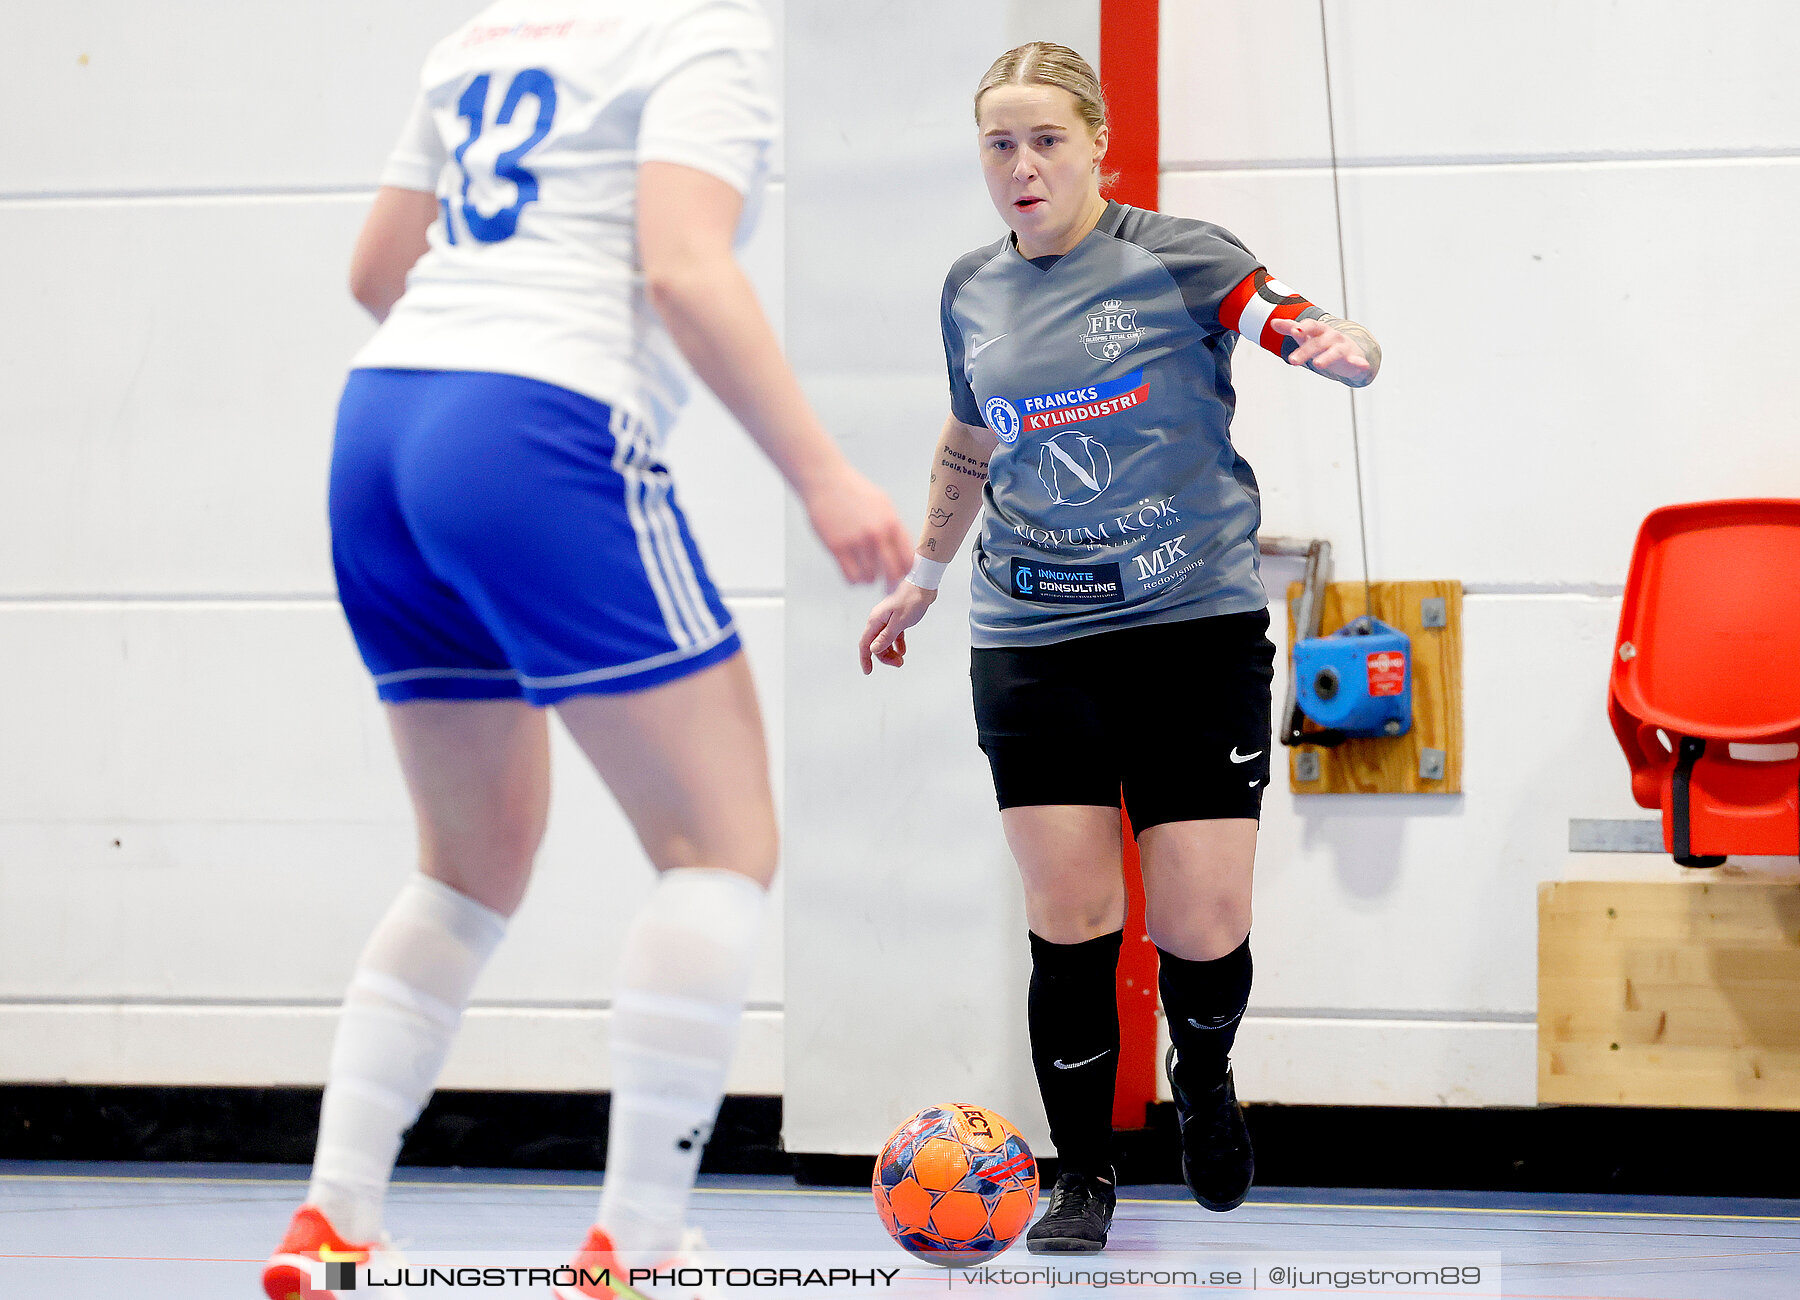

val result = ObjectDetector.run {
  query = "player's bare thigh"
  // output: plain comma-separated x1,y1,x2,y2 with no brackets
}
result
557,650,778,888
385,698,551,917
1137,818,1257,961
1002,804,1126,942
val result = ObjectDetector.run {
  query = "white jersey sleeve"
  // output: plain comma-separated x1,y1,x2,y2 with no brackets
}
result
378,90,448,193
638,8,776,195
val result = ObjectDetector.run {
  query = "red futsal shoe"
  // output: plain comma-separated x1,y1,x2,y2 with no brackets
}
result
553,1226,716,1300
262,1205,380,1300
553,1225,647,1299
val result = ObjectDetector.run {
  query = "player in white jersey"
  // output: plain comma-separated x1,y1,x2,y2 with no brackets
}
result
263,4,911,1297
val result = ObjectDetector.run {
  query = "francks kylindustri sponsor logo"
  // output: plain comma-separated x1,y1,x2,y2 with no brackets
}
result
984,367,1148,449
1017,369,1147,434
1082,298,1142,361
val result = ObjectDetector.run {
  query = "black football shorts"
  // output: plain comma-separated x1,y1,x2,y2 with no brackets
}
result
970,608,1276,832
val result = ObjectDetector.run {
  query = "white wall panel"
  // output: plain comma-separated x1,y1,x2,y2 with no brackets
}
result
0,598,785,1014
1,188,787,598
779,2,1798,1140
662,184,789,591
3,0,795,1092
1163,1,1800,167
1253,590,1637,1024
1154,170,1366,576
0,1005,783,1093
1164,159,1800,586
1,197,367,597
782,0,1100,1159
5,2,477,194
1153,1015,1536,1108
6,0,788,197
1161,3,1332,168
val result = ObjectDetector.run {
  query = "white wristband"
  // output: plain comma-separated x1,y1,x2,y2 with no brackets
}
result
905,555,948,591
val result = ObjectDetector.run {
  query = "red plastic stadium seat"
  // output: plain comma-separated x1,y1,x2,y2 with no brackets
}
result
1608,499,1800,866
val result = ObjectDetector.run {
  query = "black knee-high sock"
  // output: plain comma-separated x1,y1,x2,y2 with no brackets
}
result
1028,930,1122,1178
1158,937,1252,1087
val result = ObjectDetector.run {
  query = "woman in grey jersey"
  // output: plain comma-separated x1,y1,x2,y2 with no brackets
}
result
859,42,1380,1254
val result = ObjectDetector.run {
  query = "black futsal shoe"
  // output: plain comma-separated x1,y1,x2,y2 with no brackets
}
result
1025,1166,1116,1253
1166,1046,1254,1212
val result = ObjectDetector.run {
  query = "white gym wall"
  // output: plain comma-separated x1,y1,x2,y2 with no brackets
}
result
3,0,1795,1162
1164,0,1800,1107
0,1,790,1094
781,0,1103,1158
782,0,1800,1159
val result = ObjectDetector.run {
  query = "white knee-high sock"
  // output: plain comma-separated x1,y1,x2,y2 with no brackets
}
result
598,868,765,1257
307,874,507,1242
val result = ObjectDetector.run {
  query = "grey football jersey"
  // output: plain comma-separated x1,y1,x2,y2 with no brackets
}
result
942,201,1325,648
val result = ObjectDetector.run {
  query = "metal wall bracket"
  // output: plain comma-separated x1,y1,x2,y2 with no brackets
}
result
1419,748,1446,780
1295,751,1322,783
1568,819,1665,853
1421,597,1447,628
1266,536,1333,748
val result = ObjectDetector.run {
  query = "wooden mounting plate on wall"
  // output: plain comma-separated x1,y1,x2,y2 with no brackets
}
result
1284,580,1464,795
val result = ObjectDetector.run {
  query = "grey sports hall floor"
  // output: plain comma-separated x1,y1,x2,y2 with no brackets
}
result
2,1162,1796,1298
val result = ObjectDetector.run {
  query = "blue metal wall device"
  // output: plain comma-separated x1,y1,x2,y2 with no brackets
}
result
1293,616,1414,741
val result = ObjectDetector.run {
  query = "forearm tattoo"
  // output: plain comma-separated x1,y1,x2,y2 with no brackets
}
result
1315,313,1382,387
924,445,986,537
938,447,989,480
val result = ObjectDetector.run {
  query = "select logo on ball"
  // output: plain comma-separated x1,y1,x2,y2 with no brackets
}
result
871,1103,1038,1267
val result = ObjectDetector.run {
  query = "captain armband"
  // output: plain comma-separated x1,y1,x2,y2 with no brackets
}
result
1219,268,1318,357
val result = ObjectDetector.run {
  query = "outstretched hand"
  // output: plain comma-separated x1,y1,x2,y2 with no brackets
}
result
1271,316,1373,385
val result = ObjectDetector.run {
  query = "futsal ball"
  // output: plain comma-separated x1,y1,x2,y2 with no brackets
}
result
871,1103,1038,1266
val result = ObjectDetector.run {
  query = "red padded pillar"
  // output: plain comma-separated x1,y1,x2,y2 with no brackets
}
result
1100,0,1161,213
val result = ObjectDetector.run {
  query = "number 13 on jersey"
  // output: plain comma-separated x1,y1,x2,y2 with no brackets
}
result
442,68,557,245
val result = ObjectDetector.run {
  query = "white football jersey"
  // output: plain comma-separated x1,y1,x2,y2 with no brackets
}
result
353,0,777,439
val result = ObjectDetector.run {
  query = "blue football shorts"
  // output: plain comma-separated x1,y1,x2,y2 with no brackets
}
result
329,368,740,706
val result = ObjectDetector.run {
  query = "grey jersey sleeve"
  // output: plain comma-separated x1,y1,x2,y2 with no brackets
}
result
1113,208,1326,360
940,251,989,426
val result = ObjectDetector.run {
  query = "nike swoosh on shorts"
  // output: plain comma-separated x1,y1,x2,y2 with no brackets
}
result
1229,748,1263,764
1052,1050,1112,1070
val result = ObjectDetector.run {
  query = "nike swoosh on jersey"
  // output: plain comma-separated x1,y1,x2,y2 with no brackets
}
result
1229,748,1263,764
1052,1049,1112,1070
970,332,1009,358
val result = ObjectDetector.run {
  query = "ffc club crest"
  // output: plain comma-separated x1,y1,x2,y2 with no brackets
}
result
1081,298,1142,362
